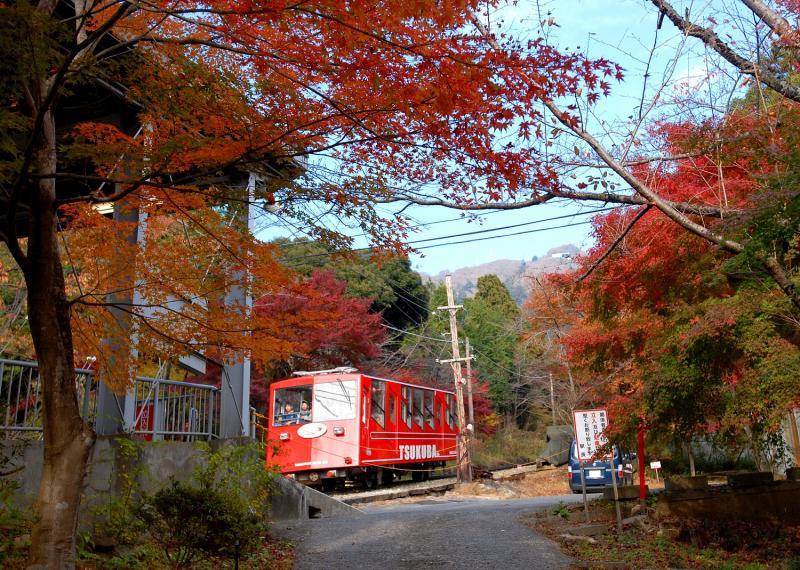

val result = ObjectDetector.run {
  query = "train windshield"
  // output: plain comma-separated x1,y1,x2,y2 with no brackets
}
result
313,380,357,422
273,385,313,426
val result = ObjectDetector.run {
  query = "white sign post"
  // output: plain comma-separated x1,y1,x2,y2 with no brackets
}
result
650,460,662,482
572,408,621,531
573,408,611,461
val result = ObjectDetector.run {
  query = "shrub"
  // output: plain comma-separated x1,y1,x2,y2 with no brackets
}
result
134,441,276,568
136,480,261,568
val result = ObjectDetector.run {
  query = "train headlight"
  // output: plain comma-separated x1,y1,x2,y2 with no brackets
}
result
309,472,320,482
333,427,345,436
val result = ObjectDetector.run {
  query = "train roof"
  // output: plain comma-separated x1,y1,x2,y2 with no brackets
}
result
272,371,455,395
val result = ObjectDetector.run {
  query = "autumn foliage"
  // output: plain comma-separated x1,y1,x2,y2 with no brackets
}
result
526,105,800,459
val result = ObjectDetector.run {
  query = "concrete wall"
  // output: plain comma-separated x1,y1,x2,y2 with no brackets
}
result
658,481,800,523
4,437,211,511
270,476,362,521
3,437,359,527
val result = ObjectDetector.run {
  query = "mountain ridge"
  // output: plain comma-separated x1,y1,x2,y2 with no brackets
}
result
421,244,580,304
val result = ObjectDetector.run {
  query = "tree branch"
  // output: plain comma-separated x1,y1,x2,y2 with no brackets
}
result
650,0,800,102
576,206,651,283
381,187,732,217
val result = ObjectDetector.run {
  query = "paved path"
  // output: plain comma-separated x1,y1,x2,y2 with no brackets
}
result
274,495,581,569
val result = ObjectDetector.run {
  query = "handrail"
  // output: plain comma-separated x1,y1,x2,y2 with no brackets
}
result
0,358,94,375
135,376,219,391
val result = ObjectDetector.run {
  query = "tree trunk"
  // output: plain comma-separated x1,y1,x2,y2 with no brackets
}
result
24,105,96,569
687,443,696,477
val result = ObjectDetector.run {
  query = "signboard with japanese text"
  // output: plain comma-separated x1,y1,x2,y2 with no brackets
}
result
572,408,611,462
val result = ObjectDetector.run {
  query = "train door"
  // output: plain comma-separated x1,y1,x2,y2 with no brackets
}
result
361,378,370,459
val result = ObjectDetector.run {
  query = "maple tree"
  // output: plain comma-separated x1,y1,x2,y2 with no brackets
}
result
525,100,800,467
389,1,800,319
249,268,384,408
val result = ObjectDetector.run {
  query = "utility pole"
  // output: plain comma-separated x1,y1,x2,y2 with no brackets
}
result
437,274,472,483
465,338,475,430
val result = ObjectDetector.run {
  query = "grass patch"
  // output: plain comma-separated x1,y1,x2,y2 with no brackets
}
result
473,424,544,469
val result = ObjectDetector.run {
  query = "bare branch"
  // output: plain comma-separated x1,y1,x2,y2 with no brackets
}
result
576,206,652,283
650,0,800,102
382,186,732,217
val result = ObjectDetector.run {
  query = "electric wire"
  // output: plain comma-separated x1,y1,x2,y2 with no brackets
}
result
281,206,623,264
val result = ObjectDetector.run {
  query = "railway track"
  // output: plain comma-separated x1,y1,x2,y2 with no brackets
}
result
327,462,548,505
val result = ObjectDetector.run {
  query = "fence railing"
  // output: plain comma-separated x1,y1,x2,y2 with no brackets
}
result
131,377,219,440
0,358,220,441
0,359,94,435
250,408,268,442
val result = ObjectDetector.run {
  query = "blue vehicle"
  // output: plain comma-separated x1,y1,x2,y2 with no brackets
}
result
567,439,633,493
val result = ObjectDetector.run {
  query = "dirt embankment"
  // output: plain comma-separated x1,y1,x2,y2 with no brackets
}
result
450,466,572,500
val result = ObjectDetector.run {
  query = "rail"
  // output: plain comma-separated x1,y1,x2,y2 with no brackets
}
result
131,376,220,441
0,359,94,437
250,408,269,442
0,358,220,441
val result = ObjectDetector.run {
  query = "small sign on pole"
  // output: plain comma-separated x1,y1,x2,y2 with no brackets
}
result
573,408,611,461
572,408,610,524
650,460,662,482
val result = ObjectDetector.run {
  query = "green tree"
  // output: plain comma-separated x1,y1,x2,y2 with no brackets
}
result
473,275,519,319
463,275,520,414
277,239,429,329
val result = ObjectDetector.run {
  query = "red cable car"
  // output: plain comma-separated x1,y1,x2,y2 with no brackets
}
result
266,368,459,491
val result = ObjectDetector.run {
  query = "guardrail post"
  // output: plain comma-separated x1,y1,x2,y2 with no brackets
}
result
152,380,162,441
207,389,215,439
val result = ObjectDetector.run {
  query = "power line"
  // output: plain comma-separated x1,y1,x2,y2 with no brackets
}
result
282,206,622,264
380,323,450,343
408,206,619,246
277,207,513,249
413,220,593,251
470,346,550,381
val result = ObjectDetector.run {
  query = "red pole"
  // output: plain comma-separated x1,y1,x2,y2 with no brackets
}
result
637,427,646,508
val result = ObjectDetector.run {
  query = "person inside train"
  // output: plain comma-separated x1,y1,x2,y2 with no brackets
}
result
299,400,312,423
277,402,299,426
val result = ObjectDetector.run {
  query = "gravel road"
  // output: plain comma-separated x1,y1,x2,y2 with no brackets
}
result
274,494,582,569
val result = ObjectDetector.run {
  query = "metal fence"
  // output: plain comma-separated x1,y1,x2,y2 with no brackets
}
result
0,358,220,441
0,359,94,436
130,377,219,440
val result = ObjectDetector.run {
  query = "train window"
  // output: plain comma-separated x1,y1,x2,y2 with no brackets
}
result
313,380,357,422
424,390,435,429
388,393,396,425
413,388,424,429
434,393,442,428
401,386,411,428
273,385,312,426
370,380,386,428
445,394,455,429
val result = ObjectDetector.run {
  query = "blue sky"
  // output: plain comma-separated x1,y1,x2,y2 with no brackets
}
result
258,0,723,274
